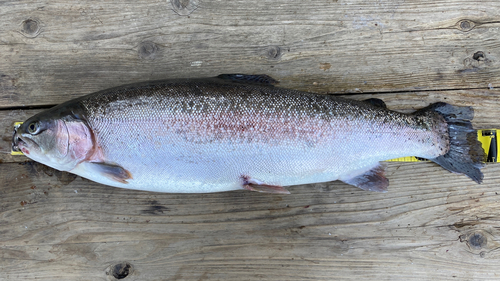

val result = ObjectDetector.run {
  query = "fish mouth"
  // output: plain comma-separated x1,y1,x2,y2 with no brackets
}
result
13,135,39,155
12,126,37,153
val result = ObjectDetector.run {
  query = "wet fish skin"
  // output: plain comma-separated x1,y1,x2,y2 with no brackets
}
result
12,75,484,193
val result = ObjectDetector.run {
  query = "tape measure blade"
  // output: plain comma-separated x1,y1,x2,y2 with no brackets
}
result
11,122,24,155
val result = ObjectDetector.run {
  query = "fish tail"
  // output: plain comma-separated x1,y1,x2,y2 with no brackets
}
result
418,102,486,183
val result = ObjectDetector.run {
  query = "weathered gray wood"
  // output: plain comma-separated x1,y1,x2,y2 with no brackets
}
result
2,0,500,280
1,0,500,107
1,161,500,280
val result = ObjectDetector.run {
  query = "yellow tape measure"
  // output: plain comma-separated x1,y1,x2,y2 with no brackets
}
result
387,129,499,163
10,122,499,162
11,122,25,155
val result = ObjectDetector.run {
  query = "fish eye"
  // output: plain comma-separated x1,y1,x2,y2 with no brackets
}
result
27,122,39,134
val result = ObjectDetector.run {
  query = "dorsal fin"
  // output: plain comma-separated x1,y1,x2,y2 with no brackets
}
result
216,74,279,85
364,98,387,108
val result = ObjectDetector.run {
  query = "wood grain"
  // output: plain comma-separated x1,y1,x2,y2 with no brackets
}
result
1,0,500,107
1,161,500,280
2,0,500,280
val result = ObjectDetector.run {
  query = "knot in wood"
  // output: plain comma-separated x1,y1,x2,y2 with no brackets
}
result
138,41,158,60
267,46,282,60
468,233,487,249
456,19,475,32
109,262,133,279
21,18,41,38
171,0,199,16
473,51,485,62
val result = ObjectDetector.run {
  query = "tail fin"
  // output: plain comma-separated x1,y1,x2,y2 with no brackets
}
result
418,102,485,183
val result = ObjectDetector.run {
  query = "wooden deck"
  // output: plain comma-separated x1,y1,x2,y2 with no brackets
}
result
1,0,500,280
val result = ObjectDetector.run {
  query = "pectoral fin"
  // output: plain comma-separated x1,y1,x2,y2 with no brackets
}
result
241,176,290,194
341,163,388,192
88,162,133,184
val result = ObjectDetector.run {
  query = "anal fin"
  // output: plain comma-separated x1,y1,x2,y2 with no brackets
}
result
341,164,388,192
241,176,290,194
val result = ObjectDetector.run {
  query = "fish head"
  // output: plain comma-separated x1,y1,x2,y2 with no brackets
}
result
12,107,94,171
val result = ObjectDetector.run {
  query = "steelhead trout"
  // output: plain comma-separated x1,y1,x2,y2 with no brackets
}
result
12,74,485,193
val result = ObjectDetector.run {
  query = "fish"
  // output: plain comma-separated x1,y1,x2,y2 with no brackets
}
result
12,74,485,194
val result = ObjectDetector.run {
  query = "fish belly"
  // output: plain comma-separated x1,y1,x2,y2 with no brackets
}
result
75,116,437,193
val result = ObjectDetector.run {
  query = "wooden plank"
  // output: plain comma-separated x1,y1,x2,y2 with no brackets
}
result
2,0,500,107
1,160,500,280
2,0,500,279
1,88,500,280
